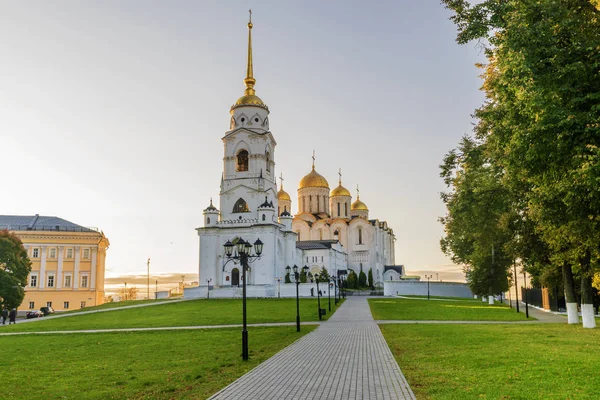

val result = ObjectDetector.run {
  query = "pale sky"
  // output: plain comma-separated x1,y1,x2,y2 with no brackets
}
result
1,1,484,281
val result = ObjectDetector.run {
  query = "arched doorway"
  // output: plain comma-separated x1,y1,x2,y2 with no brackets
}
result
232,268,240,286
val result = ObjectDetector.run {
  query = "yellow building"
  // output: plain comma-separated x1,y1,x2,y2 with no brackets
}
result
0,215,109,312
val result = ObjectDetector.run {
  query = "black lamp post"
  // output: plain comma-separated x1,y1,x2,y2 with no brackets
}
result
315,273,322,320
287,265,300,332
425,274,433,300
275,276,282,298
223,237,263,361
206,278,212,299
333,276,338,305
328,280,332,311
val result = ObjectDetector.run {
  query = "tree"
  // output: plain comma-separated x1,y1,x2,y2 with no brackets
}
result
319,267,330,282
300,271,307,284
117,286,139,301
367,268,374,289
443,0,600,328
358,268,367,288
0,230,31,310
347,270,358,289
284,272,291,284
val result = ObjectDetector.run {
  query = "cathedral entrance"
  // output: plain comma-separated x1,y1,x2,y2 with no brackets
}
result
232,268,240,286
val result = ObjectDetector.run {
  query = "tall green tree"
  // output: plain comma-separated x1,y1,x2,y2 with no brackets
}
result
367,268,374,289
358,267,367,288
440,137,512,297
0,230,31,309
443,0,600,327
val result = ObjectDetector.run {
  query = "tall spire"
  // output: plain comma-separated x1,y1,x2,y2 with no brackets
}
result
338,168,342,185
312,150,316,170
244,9,256,96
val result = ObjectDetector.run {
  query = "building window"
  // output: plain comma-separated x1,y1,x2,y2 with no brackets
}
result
262,214,266,221
64,275,72,288
49,248,56,259
64,301,69,309
29,302,34,309
30,275,38,287
66,248,73,258
337,203,341,217
319,229,323,240
81,276,88,288
207,217,210,224
46,302,52,308
32,248,39,258
358,228,363,245
297,231,301,240
345,203,348,216
233,198,250,213
236,150,249,172
309,196,313,213
83,248,90,259
265,151,271,172
321,256,324,262
80,301,86,309
47,275,55,288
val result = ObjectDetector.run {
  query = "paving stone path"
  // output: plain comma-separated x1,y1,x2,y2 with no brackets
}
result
209,297,415,400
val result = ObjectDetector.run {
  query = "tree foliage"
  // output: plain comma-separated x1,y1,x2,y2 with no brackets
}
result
367,268,374,289
0,230,31,309
358,268,367,288
347,270,358,289
442,0,600,315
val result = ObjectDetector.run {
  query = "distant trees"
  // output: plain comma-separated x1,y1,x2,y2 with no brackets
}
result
117,286,139,301
0,230,31,309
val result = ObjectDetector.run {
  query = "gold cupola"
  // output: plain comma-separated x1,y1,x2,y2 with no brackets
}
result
330,168,351,197
231,11,269,112
351,186,369,211
299,167,330,189
277,183,291,202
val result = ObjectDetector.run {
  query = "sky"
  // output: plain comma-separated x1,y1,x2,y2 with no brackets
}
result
0,1,486,282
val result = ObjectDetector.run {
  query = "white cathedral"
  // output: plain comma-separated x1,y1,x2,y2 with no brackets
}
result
194,17,401,296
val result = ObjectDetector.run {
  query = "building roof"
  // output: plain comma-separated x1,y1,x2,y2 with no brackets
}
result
384,265,405,275
296,240,339,250
0,215,97,233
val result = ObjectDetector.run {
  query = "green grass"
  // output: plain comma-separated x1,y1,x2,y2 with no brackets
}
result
5,298,343,332
59,299,178,314
398,295,479,301
369,298,530,321
0,326,315,399
381,324,600,399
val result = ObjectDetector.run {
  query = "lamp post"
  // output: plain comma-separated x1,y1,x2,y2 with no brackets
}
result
315,273,322,320
155,280,158,300
147,258,150,300
287,265,300,332
275,276,282,298
523,271,529,318
425,274,433,300
124,282,127,301
328,280,332,311
223,237,264,361
206,278,212,299
333,276,338,305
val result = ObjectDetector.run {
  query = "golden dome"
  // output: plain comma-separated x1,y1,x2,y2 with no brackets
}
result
351,199,368,211
299,167,330,189
232,94,268,110
278,188,291,201
331,184,351,197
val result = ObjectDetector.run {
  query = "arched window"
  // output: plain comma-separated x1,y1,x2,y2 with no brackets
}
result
319,229,323,240
345,203,348,216
358,228,363,244
265,151,271,172
309,196,313,213
206,217,210,224
337,203,341,217
262,214,266,221
233,198,250,213
237,150,249,172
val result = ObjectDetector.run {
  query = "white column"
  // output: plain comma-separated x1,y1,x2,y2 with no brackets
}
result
56,246,64,289
39,246,47,289
90,247,97,289
73,246,81,289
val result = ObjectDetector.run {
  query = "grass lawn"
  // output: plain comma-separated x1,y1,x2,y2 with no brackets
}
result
0,326,315,399
381,324,600,399
5,298,343,332
58,299,179,314
369,298,529,321
398,295,480,301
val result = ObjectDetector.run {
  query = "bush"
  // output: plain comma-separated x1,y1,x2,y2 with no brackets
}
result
368,268,374,289
358,269,367,288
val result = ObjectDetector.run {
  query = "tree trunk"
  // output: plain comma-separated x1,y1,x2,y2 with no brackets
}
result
580,253,596,329
562,262,578,324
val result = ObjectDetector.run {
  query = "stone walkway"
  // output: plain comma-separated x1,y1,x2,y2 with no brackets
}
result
209,297,415,400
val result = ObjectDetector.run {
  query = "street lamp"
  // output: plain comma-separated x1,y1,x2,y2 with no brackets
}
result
425,274,433,300
315,273,322,320
223,237,263,360
206,278,212,299
333,276,338,305
328,280,332,311
147,258,150,300
287,265,301,332
275,276,282,298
